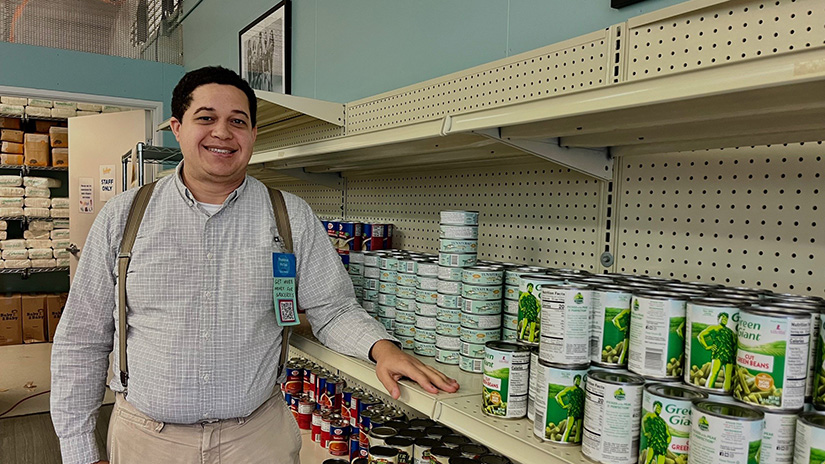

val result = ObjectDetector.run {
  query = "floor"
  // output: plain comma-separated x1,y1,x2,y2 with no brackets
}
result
0,405,112,464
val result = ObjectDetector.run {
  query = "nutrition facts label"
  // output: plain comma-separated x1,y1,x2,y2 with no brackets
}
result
582,378,642,464
540,288,591,365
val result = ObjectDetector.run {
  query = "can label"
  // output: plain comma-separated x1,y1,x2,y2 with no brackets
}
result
582,377,643,464
517,278,557,345
685,302,739,393
439,224,478,239
459,354,484,373
482,347,529,418
734,311,810,409
533,364,589,444
590,290,632,367
461,284,501,301
328,420,349,456
638,390,693,463
439,239,478,253
337,222,362,251
806,312,820,400
437,306,461,322
689,405,763,464
437,253,477,267
813,317,825,410
463,298,502,314
440,210,478,225
459,313,501,330
760,411,797,464
628,296,686,379
437,265,464,282
461,341,486,358
540,287,592,366
794,419,825,464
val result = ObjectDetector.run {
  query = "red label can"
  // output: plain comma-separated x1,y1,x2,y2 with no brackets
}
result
311,410,322,443
289,394,300,422
284,365,303,395
297,398,314,430
302,366,313,396
320,412,332,448
349,433,360,461
328,419,350,456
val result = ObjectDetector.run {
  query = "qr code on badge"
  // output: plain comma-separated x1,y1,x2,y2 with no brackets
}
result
278,300,296,323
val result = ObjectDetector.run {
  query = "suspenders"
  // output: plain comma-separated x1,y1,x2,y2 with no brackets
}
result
117,183,294,387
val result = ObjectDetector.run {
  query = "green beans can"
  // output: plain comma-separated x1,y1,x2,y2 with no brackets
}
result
793,412,825,464
759,408,799,464
527,348,540,421
628,291,687,380
517,275,564,345
813,316,825,410
581,370,645,464
637,383,706,464
590,285,633,368
482,341,531,419
734,307,810,410
539,283,592,366
684,298,741,394
532,360,589,444
688,400,764,464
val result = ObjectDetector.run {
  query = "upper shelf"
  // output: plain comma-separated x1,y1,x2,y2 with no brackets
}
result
247,0,825,181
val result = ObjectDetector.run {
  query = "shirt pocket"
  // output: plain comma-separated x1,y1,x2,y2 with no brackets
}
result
230,244,275,314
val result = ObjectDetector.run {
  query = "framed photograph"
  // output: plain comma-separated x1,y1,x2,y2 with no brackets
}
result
239,1,291,94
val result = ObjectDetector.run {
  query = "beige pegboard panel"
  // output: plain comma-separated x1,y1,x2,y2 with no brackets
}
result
346,30,612,135
625,0,825,81
255,120,345,152
344,158,606,271
253,177,344,219
613,141,823,296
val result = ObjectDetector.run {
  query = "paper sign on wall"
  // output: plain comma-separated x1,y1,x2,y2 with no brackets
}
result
79,177,94,214
99,165,116,202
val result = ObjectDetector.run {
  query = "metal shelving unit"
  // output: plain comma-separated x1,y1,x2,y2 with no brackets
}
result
121,142,182,187
0,267,70,278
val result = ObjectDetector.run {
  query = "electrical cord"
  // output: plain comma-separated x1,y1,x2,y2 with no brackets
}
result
0,390,50,417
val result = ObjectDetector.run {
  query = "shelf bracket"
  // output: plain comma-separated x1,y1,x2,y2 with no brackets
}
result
264,164,343,190
472,128,614,181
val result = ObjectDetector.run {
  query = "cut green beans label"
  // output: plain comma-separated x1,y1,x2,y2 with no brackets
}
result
591,289,632,367
685,301,740,393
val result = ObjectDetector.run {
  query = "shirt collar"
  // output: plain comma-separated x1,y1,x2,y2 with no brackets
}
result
173,161,249,208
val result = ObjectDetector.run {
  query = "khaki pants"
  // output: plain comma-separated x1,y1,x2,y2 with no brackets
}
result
107,393,302,464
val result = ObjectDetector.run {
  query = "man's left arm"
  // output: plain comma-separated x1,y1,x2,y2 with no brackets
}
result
287,196,458,398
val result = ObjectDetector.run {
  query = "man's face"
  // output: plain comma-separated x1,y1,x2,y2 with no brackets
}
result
170,83,256,189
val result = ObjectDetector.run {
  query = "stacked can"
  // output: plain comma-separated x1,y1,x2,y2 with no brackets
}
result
362,251,381,318
502,267,543,343
414,259,440,357
349,250,365,304
336,221,363,270
377,252,404,331
458,266,504,373
395,254,421,351
438,210,481,371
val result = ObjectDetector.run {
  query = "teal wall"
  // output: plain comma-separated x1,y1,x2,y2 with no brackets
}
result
0,42,184,145
184,0,689,103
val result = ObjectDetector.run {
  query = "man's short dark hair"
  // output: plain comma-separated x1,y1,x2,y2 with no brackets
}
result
172,66,258,127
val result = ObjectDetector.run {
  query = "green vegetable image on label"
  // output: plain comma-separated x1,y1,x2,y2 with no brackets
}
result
518,283,540,343
812,318,825,410
548,376,585,443
748,439,762,464
639,401,670,464
591,289,632,367
685,302,740,393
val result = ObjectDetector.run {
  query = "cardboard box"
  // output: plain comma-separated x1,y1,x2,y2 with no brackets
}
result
0,154,23,165
49,127,68,147
1,129,24,143
34,120,60,133
22,294,48,343
24,133,49,166
0,117,22,130
0,294,22,345
1,141,24,154
51,148,68,166
46,293,68,341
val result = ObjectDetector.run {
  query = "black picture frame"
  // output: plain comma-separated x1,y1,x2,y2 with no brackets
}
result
239,1,291,94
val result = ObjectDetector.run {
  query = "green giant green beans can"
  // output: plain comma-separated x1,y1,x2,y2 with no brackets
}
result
532,360,589,444
628,291,687,380
482,341,531,419
688,400,764,464
590,285,633,368
517,275,563,346
684,298,741,394
637,383,705,464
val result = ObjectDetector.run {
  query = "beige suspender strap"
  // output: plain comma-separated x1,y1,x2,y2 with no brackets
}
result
268,188,294,379
117,182,157,387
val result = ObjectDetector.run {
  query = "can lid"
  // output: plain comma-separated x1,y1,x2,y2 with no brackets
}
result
414,437,441,447
458,443,490,455
594,284,635,293
449,458,478,464
477,454,513,464
369,426,399,439
645,383,707,401
368,446,400,458
687,297,746,309
441,435,471,446
519,274,565,284
384,436,414,447
396,429,425,440
430,447,462,458
484,341,532,353
692,400,765,421
799,412,825,428
322,459,349,464
742,305,812,318
586,369,645,386
537,358,590,371
761,300,824,312
634,290,688,301
409,418,437,428
424,425,453,438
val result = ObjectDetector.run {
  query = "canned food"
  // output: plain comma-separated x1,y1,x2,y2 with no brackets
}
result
461,267,504,286
397,274,418,288
417,276,439,291
462,298,502,315
379,257,399,271
328,419,350,456
581,370,645,464
439,225,478,240
435,334,461,350
415,289,438,304
397,336,415,351
440,435,470,448
438,265,464,282
398,258,418,275
460,313,502,330
350,251,365,264
436,307,461,323
461,284,501,301
437,279,463,295
377,305,396,319
364,278,380,290
378,316,395,331
438,253,477,268
688,400,764,464
363,252,380,267
502,314,518,331
284,362,303,394
436,348,460,365
437,293,461,308
459,354,484,373
424,425,452,439
349,436,361,461
409,418,437,430
369,445,400,464
459,327,501,344
436,320,461,337
439,210,479,225
527,349,539,421
482,341,531,419
533,360,590,444
684,298,741,393
384,436,414,464
504,298,518,314
415,302,438,317
439,239,478,254
460,341,486,359
637,383,706,463
590,285,633,368
794,412,825,464
414,340,437,357
395,293,416,309
392,307,414,322
413,437,440,464
759,408,800,464
369,425,398,449
312,409,323,442
379,292,398,307
350,273,364,286
394,322,416,338
734,307,810,410
416,262,439,277
458,443,489,459
380,271,399,284
504,285,519,301
517,275,564,345
363,289,379,302
539,283,592,366
338,222,363,252
362,301,377,312
628,291,688,380
415,315,437,330
297,398,314,430
505,266,544,286
428,447,461,464
767,300,821,401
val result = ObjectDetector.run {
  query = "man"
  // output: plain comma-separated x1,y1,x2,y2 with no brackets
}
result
553,374,584,443
50,66,459,464
697,312,736,390
640,401,671,464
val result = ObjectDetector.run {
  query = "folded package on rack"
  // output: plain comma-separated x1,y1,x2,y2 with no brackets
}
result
26,239,52,249
24,176,62,188
50,197,69,209
24,197,50,208
0,207,24,217
27,99,53,108
55,257,70,267
1,141,24,154
0,96,28,106
0,232,5,241
0,176,22,187
52,239,69,250
4,259,31,269
0,197,23,208
24,187,51,198
31,258,56,268
24,207,51,218
49,229,69,240
28,248,54,260
52,218,69,229
2,249,28,260
1,130,24,143
1,154,24,166
27,220,53,231
24,230,50,240
0,239,26,249
50,208,69,218
0,220,6,230
25,106,52,118
53,248,69,259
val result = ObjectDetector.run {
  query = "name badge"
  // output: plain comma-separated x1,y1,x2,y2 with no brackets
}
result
273,252,299,326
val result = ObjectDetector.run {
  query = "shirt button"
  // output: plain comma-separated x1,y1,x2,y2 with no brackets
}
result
206,253,213,259
205,291,211,299
203,373,210,382
203,331,209,339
